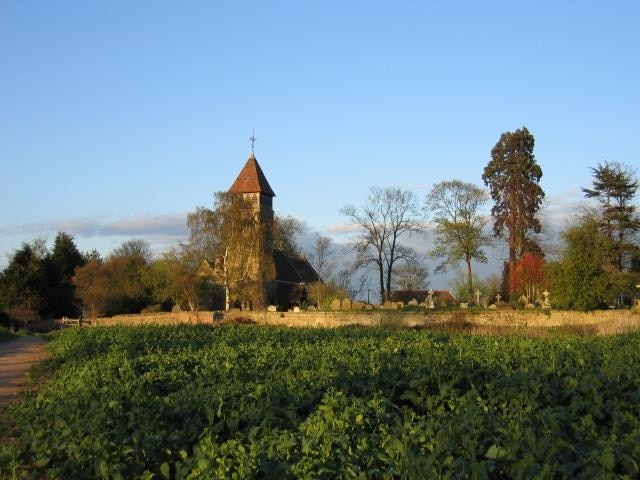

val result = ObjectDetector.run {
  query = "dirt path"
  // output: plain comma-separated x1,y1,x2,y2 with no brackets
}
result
0,336,48,407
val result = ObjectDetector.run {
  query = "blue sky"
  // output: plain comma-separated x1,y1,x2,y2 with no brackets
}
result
1,1,639,287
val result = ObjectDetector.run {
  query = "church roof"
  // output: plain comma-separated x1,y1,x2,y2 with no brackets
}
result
273,250,321,284
228,152,276,197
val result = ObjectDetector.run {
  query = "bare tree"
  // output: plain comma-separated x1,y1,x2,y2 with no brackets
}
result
391,257,429,290
336,268,358,300
305,234,334,280
340,187,422,302
112,239,153,264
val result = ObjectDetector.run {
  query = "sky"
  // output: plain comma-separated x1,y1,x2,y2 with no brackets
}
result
1,0,639,288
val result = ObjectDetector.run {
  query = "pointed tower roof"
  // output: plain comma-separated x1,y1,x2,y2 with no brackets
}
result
228,152,276,197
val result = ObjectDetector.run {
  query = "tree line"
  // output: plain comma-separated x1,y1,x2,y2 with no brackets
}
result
340,127,639,309
0,195,352,326
1,126,639,325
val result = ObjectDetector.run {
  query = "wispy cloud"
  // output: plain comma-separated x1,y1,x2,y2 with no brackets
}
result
326,223,363,235
0,213,189,243
539,188,598,233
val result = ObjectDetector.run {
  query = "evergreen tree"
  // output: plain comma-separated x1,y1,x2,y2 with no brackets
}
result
482,127,545,297
582,161,639,271
548,218,610,311
47,232,85,317
0,243,48,324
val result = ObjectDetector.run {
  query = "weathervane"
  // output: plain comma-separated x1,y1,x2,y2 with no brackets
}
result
249,130,257,153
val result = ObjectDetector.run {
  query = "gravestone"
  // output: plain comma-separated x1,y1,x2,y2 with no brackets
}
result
460,302,468,309
352,300,365,310
383,301,395,309
395,301,404,309
408,298,419,306
330,299,341,310
341,298,352,310
267,305,277,312
364,304,374,310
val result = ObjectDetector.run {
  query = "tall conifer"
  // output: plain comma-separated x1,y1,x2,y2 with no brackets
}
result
482,127,545,297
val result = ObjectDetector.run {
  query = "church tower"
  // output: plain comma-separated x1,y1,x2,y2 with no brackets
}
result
228,151,276,223
218,146,320,310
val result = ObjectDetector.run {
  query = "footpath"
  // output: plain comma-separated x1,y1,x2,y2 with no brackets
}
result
0,336,48,407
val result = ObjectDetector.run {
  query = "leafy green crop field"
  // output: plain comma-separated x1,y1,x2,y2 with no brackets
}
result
2,325,640,479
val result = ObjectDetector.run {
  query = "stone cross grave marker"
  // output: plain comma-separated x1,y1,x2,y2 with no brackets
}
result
542,290,551,308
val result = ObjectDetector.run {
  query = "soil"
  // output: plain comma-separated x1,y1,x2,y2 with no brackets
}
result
0,336,48,408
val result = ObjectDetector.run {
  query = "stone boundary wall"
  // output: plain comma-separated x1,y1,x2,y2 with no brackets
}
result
91,311,213,326
86,309,640,331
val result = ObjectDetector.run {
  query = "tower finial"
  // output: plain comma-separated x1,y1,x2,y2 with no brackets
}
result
249,130,257,154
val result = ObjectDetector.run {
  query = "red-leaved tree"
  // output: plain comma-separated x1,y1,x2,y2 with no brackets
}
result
509,253,546,304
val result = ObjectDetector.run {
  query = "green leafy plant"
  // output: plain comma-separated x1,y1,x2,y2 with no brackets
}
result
2,325,640,478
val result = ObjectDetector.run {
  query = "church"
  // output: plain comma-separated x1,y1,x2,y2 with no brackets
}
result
216,150,321,310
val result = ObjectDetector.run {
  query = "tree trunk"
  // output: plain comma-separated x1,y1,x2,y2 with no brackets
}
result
385,262,393,304
508,246,517,299
466,256,473,295
378,258,386,303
